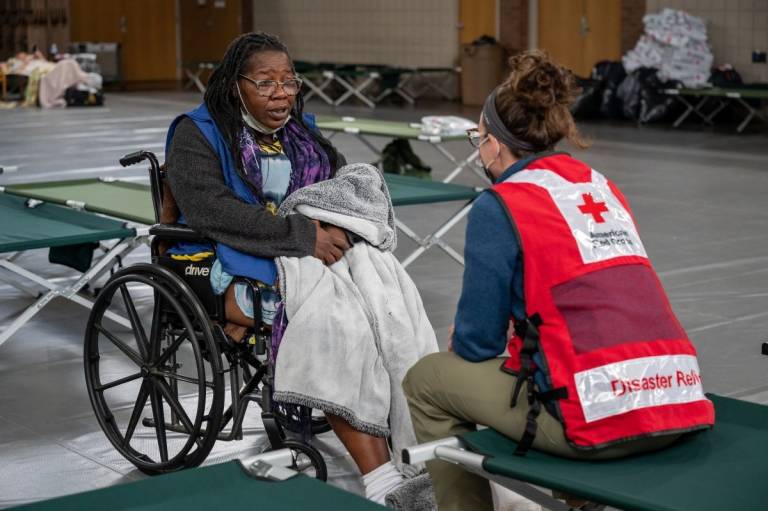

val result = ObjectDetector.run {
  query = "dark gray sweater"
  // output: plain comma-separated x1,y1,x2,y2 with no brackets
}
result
166,117,316,258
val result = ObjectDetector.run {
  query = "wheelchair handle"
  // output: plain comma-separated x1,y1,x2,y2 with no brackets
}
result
119,150,163,223
119,150,149,167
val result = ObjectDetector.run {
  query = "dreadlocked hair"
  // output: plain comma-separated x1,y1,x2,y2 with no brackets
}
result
204,31,345,178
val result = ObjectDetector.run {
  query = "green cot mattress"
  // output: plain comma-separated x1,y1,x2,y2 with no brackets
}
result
0,193,135,253
462,394,767,511
384,174,479,206
12,461,382,511
4,179,156,225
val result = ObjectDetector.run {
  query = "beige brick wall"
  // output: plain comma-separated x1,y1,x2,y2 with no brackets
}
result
251,0,459,68
646,0,768,82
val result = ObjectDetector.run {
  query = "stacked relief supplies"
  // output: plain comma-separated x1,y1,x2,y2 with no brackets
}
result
623,8,713,88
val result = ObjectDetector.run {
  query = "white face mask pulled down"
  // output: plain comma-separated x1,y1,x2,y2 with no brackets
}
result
236,82,290,135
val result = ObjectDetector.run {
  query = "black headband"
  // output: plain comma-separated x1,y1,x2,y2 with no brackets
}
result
482,88,539,153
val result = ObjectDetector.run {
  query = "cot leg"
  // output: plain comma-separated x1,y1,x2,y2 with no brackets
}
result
734,98,767,133
298,73,335,105
420,70,458,100
438,147,483,184
398,201,474,268
396,72,418,101
703,98,728,124
356,134,383,159
184,66,206,93
333,72,379,108
0,236,143,347
672,96,698,127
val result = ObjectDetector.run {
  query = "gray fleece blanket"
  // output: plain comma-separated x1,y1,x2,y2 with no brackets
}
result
274,163,438,467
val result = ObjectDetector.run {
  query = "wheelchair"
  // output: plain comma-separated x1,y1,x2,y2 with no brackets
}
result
83,150,330,477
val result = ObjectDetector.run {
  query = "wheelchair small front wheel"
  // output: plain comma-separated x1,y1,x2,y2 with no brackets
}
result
282,439,327,481
84,263,225,475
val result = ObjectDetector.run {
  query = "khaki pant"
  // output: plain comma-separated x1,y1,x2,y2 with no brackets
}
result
402,352,679,511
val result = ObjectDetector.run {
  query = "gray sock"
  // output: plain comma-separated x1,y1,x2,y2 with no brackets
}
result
384,472,437,511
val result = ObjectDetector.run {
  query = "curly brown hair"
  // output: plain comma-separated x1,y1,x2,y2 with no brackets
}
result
493,50,588,156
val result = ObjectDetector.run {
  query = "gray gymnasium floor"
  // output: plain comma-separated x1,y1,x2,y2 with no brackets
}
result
1,92,767,509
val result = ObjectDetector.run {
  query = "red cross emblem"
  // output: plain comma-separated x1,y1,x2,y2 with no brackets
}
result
577,193,609,223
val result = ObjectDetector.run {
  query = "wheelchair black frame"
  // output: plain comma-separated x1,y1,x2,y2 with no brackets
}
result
85,150,328,475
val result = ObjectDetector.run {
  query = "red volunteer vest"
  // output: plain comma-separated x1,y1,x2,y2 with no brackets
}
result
494,154,714,449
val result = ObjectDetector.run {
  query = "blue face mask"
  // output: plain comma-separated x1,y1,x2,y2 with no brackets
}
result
236,82,290,135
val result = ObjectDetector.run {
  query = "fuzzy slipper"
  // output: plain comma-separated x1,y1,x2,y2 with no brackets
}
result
384,472,437,511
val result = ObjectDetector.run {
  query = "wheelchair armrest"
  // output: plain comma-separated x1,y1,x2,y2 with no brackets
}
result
149,223,210,243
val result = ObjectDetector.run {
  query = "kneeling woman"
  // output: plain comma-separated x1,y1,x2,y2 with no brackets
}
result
166,32,408,503
403,51,715,511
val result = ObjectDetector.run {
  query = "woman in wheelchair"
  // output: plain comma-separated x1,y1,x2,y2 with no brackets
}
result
165,32,410,504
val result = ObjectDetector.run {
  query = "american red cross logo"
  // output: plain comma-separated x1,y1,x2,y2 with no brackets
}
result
577,193,609,223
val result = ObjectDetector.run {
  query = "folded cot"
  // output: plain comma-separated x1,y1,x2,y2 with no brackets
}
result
404,394,768,511
0,190,148,347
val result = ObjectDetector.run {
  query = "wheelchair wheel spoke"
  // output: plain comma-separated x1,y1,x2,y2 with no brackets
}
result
123,380,150,448
119,284,149,360
155,330,190,367
95,323,144,366
157,370,215,390
95,372,142,392
152,377,203,448
149,384,169,462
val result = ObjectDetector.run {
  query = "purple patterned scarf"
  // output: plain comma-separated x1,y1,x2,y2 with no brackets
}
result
237,119,332,364
238,119,331,203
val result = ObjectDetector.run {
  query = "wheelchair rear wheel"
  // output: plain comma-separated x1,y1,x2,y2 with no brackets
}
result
84,264,225,475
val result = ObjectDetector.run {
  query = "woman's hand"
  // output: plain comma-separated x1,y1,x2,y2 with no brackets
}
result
447,325,455,352
312,220,351,265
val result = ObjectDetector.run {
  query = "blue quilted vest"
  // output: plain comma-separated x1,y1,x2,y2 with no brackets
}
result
165,104,316,285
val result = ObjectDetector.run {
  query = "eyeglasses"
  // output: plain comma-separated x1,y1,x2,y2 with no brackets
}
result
238,75,303,97
466,128,490,149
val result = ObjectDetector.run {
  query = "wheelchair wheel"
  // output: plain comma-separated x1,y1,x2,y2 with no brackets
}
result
84,263,225,475
282,439,327,481
274,404,332,435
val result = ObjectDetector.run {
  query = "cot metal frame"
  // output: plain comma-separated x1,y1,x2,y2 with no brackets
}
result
664,88,768,133
396,200,475,268
298,70,336,106
407,67,460,100
331,70,381,108
404,438,604,511
183,62,217,93
322,122,483,184
0,227,149,348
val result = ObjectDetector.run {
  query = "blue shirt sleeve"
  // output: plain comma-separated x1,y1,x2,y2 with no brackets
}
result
453,191,524,362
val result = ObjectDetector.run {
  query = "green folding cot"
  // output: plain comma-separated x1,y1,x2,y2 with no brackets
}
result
2,178,157,224
316,116,484,184
0,191,148,347
4,174,481,269
664,86,768,133
11,459,383,511
404,394,768,511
